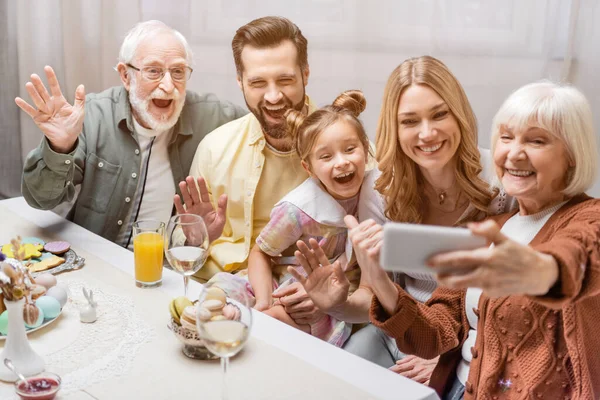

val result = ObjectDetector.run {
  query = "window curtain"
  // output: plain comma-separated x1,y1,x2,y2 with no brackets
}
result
0,0,22,199
5,0,599,198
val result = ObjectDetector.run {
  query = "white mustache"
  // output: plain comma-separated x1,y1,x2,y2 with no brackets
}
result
150,88,179,100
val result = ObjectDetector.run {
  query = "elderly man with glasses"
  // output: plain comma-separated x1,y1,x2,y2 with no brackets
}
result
17,20,247,248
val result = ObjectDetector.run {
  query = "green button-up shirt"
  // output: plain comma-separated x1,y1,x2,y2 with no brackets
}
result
22,86,247,244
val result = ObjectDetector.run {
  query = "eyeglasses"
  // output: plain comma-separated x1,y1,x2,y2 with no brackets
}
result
126,63,193,82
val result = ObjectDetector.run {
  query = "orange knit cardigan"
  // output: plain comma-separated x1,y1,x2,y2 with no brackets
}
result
371,195,600,399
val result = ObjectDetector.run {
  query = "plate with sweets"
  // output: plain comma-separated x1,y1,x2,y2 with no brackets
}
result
1,237,85,277
0,308,64,340
0,271,67,340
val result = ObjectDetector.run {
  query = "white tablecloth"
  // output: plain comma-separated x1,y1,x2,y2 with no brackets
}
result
0,197,439,400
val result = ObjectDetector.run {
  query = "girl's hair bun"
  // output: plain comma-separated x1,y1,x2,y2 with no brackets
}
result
332,89,366,117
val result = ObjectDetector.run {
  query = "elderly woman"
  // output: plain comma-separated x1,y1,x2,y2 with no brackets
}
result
298,81,600,399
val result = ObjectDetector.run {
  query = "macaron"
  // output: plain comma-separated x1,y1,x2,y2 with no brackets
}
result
196,306,211,322
180,306,197,332
222,304,241,321
201,299,224,311
169,296,192,325
205,287,227,304
201,299,225,318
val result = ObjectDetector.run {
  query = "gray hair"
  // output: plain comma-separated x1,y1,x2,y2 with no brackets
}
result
491,81,598,196
118,20,194,66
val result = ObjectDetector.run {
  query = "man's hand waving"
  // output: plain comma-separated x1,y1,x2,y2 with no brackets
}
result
15,66,85,154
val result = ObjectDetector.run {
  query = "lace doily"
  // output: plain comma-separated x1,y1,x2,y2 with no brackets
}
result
0,278,155,399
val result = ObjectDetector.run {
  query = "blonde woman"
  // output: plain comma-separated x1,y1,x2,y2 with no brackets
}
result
292,56,512,382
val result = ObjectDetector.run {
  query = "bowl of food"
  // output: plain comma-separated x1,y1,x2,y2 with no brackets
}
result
14,372,61,400
168,292,243,360
168,296,218,360
167,317,218,360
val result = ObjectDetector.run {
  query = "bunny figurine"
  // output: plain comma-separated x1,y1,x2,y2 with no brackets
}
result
80,288,97,323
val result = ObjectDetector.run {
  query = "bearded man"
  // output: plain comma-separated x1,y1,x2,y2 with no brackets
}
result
176,16,316,281
18,20,246,248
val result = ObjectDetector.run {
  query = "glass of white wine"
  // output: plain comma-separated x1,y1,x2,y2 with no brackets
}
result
164,214,209,297
196,281,253,400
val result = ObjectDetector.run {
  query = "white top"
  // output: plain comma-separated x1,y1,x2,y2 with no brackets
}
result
359,148,511,303
131,119,176,245
456,200,568,384
273,172,371,266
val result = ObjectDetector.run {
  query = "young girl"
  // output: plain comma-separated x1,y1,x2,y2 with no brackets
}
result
208,90,373,347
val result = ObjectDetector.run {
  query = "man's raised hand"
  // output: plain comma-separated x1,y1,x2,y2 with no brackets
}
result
15,66,85,153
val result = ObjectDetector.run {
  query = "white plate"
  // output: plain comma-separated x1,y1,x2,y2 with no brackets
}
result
0,308,63,341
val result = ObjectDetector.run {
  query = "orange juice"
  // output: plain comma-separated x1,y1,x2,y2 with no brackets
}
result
134,232,164,286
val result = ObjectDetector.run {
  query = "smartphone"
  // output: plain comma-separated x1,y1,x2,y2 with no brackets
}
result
380,222,487,274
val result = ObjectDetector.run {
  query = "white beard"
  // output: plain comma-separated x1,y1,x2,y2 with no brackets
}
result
128,76,186,131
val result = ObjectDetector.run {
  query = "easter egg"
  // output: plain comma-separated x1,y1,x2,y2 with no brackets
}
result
35,296,61,319
24,305,44,329
46,286,68,308
0,311,8,335
34,273,57,290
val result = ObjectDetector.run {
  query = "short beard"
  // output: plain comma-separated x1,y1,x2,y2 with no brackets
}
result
128,75,186,131
242,84,306,140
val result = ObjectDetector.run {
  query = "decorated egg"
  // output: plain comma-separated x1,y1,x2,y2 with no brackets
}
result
0,311,7,335
35,296,61,319
34,273,57,290
46,286,68,308
24,305,44,329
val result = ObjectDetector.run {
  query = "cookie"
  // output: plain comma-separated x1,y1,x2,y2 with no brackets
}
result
44,241,71,255
21,237,45,246
28,255,65,273
1,243,43,260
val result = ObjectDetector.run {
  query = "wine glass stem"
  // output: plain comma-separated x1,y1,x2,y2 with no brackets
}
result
183,275,189,297
221,356,229,400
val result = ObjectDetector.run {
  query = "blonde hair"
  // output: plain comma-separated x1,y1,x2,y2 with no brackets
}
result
491,81,598,196
375,56,495,224
232,16,308,77
285,90,371,165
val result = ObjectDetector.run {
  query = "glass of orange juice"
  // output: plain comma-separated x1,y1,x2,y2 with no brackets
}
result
133,220,165,288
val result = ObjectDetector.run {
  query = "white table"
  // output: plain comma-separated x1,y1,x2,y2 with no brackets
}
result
0,197,439,400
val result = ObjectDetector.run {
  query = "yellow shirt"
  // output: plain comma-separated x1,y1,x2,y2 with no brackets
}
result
189,97,315,280
252,143,306,240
